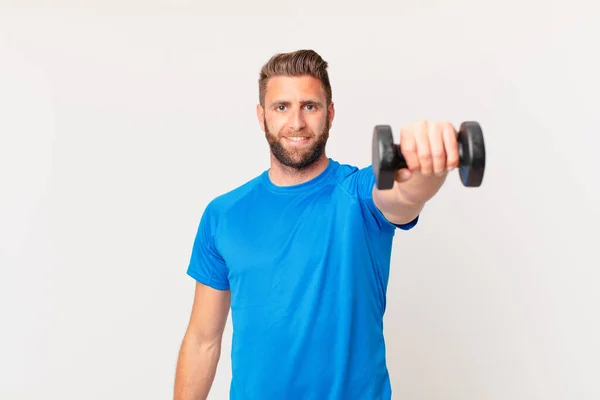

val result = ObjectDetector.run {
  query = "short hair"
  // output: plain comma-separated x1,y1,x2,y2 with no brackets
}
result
258,49,332,107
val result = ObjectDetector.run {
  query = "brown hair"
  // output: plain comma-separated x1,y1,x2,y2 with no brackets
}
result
258,49,332,107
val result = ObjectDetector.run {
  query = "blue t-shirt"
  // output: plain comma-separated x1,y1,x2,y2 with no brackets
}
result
187,158,418,399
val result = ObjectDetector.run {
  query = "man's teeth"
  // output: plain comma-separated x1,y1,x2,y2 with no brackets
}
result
288,137,307,141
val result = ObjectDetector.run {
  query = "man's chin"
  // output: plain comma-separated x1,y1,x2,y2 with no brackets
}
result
266,132,327,169
271,149,318,169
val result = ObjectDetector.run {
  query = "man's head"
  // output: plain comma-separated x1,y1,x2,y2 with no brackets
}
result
256,49,335,170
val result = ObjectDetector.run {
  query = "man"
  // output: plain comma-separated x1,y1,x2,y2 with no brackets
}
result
174,49,459,399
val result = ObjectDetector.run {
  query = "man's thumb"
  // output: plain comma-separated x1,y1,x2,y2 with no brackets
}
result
396,168,412,182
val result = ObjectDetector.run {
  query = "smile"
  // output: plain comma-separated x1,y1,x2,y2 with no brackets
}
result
285,136,310,144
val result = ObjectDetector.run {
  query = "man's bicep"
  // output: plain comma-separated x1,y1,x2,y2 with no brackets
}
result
186,203,230,290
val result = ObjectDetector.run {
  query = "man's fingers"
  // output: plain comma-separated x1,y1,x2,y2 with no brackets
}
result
415,121,433,176
442,122,459,171
399,125,420,172
429,122,447,175
399,121,459,177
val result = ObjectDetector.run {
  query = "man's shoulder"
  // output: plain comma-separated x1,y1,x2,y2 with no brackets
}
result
202,160,375,216
331,159,373,179
204,171,266,216
330,159,375,193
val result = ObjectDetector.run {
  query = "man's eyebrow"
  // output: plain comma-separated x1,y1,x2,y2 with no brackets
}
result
268,100,325,107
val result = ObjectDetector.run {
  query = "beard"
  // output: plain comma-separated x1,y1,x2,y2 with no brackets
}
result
264,116,330,170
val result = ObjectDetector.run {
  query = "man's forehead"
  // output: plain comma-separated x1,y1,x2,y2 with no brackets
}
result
265,75,326,100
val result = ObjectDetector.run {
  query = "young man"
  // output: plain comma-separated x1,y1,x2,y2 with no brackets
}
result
174,49,460,400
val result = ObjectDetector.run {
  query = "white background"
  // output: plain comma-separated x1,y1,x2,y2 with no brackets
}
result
1,2,599,399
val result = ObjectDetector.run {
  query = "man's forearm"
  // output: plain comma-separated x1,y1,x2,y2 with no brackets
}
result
174,335,222,400
372,171,448,226
395,171,448,206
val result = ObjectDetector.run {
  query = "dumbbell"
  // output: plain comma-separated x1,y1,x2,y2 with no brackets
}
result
372,121,486,189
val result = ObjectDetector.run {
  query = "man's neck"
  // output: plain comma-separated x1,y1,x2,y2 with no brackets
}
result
268,156,330,187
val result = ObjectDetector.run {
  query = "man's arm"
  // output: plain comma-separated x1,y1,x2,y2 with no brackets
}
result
174,282,230,400
372,173,446,225
372,121,458,224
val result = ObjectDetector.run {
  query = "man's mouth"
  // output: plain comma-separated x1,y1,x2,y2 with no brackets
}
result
284,136,310,144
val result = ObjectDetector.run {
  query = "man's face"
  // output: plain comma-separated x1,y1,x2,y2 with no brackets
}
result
258,75,334,170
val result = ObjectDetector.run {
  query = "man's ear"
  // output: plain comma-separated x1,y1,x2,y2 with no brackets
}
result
256,104,265,132
328,102,335,127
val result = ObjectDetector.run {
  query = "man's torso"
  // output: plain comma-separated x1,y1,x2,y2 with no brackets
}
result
187,159,417,399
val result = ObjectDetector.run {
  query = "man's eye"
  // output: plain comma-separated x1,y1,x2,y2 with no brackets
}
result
305,104,316,110
277,106,286,111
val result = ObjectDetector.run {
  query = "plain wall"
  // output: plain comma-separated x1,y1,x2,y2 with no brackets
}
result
1,4,598,400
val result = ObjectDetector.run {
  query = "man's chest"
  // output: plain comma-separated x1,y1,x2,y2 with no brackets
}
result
219,201,337,271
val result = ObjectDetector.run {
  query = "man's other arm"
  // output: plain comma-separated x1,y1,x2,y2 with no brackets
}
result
174,282,230,400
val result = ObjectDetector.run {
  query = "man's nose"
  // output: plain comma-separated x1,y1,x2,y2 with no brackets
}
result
288,108,306,131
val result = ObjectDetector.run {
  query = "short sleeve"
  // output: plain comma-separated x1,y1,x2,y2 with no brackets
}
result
345,165,419,233
186,201,230,290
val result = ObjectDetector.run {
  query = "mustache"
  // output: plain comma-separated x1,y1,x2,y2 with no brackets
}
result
281,131,314,138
